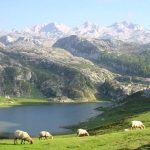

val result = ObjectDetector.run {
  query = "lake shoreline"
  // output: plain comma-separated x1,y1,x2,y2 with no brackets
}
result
0,97,109,108
0,97,113,138
0,102,108,137
63,101,113,130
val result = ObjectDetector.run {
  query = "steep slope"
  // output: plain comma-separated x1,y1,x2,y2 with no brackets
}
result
0,44,116,101
0,50,37,97
0,25,150,102
53,36,150,100
0,37,149,102
53,35,150,77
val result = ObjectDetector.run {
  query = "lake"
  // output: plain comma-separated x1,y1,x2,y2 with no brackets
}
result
0,102,110,136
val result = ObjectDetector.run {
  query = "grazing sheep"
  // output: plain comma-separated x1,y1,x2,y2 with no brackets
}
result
131,121,145,130
77,129,89,137
14,130,33,144
39,131,53,140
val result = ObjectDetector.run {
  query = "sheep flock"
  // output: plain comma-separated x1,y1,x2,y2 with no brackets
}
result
13,120,145,145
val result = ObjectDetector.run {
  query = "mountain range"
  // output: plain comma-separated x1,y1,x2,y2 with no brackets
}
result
0,21,149,102
1,21,150,47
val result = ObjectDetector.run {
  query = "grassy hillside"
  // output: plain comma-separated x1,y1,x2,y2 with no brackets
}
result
67,93,150,134
0,93,150,149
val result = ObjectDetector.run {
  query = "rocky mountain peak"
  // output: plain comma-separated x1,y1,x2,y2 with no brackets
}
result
110,21,144,31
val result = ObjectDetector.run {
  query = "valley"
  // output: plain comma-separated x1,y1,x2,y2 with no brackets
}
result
0,20,150,150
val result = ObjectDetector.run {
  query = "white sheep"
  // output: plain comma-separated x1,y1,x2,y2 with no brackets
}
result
39,131,53,140
131,121,145,130
77,129,89,137
14,130,33,144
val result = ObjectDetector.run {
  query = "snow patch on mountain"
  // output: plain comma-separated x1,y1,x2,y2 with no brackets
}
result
72,21,148,43
23,22,70,34
0,21,150,45
0,35,16,45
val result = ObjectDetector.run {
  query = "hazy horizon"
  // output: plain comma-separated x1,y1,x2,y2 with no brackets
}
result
0,0,150,30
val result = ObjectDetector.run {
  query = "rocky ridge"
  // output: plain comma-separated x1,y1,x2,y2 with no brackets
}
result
0,21,149,101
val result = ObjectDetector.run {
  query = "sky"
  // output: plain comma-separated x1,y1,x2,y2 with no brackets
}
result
0,0,150,30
